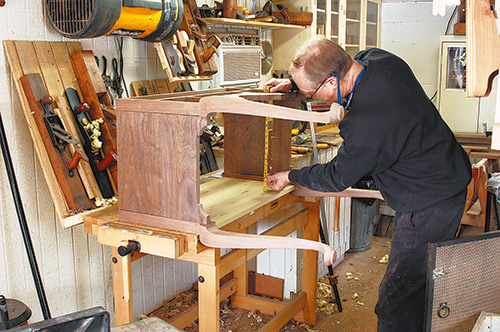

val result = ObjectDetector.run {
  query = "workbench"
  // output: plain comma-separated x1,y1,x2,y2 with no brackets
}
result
84,177,323,331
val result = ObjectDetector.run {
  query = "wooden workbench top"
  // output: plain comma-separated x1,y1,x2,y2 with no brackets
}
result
200,176,295,228
84,177,295,233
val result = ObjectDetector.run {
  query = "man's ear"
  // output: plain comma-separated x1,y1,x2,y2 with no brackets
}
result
323,76,337,94
329,75,339,89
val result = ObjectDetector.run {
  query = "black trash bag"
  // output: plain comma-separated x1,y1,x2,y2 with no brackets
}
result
352,176,379,206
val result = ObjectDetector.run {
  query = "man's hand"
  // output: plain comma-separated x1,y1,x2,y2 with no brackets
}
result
265,170,292,191
265,78,292,93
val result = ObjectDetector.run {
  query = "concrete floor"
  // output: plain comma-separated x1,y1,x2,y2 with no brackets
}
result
151,223,490,331
313,236,390,332
311,224,489,332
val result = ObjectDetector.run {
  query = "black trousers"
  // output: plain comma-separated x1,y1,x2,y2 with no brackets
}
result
375,189,467,332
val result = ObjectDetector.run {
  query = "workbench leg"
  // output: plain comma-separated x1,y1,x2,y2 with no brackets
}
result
198,249,220,332
111,247,133,326
233,229,249,300
233,254,248,297
294,201,320,325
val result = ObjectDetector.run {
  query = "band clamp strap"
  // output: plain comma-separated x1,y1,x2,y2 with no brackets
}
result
289,77,300,92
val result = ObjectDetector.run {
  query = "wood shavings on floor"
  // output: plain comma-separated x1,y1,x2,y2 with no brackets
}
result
148,237,391,331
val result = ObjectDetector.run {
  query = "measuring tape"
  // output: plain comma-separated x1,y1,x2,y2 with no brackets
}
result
264,116,272,191
264,86,273,191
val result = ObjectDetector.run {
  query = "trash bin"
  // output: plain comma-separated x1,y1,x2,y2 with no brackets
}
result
348,198,377,253
348,177,378,253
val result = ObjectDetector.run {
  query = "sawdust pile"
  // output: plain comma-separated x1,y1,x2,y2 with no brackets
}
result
147,277,348,331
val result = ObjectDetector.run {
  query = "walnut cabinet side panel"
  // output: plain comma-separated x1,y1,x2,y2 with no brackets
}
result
118,110,207,224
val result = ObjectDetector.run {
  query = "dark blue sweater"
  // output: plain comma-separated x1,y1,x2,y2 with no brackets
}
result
289,48,471,212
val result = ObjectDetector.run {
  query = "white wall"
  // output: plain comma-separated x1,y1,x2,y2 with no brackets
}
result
0,0,461,327
380,1,456,98
0,1,196,325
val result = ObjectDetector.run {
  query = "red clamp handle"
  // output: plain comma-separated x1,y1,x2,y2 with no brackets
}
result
96,151,117,171
65,151,87,171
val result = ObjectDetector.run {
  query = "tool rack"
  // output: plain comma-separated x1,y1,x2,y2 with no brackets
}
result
4,40,118,227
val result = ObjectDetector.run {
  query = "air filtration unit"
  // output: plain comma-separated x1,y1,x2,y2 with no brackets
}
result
214,33,262,88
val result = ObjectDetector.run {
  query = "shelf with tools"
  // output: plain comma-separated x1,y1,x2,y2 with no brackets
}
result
199,17,306,29
157,0,308,83
154,0,219,83
154,41,215,83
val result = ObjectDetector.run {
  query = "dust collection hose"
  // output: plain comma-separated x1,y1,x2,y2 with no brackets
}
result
0,113,51,320
45,0,183,42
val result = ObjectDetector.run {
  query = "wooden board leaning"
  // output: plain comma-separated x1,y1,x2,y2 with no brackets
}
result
4,40,117,227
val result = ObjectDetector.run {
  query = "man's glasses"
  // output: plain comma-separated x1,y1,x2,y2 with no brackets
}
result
307,75,330,99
